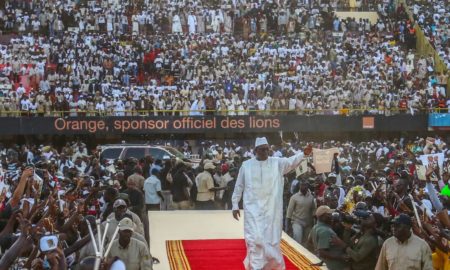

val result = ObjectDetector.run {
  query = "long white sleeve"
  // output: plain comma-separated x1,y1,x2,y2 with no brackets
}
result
231,166,245,210
278,152,305,175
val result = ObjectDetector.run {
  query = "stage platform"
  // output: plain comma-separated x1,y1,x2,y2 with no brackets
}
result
149,210,326,269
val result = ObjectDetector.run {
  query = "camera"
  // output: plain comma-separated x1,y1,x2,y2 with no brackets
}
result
39,235,59,252
340,211,360,224
354,209,371,219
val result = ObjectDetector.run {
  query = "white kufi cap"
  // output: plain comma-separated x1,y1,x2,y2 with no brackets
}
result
255,137,269,148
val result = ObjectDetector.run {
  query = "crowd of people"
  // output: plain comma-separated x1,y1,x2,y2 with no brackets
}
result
0,135,449,269
0,0,448,117
0,0,448,269
408,0,450,71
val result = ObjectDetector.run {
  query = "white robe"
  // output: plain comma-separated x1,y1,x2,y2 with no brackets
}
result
188,14,197,33
172,15,182,33
232,153,305,270
237,100,245,116
212,16,222,33
132,19,139,35
107,21,113,32
189,100,202,116
227,100,236,116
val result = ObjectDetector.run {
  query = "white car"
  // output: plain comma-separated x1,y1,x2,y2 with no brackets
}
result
100,144,200,168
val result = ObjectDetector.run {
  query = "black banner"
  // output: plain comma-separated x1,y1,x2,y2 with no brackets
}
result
0,115,428,135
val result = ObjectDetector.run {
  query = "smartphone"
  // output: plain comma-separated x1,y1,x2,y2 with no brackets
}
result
39,235,59,252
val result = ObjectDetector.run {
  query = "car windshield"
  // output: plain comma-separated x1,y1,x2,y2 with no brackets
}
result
163,147,186,159
100,148,122,160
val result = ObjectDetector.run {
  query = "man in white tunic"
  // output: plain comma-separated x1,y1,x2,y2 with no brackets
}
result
172,14,182,34
232,137,312,270
188,13,197,34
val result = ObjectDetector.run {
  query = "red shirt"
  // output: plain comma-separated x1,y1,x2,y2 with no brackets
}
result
399,99,407,108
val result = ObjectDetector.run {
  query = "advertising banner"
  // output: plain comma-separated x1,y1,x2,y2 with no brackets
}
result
0,115,428,135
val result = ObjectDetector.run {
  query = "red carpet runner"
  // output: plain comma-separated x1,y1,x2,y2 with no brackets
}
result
166,239,321,270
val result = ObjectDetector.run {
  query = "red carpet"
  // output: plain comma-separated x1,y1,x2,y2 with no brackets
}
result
166,239,321,270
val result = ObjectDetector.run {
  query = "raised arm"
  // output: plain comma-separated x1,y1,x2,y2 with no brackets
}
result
278,145,312,175
425,165,443,211
278,152,305,175
10,168,33,208
0,214,34,270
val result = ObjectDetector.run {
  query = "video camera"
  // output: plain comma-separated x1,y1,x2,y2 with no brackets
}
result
334,202,372,233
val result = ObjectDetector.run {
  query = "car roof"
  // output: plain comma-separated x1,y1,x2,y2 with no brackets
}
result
101,144,166,148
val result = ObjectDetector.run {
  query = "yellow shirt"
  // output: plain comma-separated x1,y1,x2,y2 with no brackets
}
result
376,234,433,270
339,108,349,116
432,240,450,270
195,171,215,201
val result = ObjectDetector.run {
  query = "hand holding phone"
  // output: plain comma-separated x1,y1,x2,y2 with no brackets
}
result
40,235,59,252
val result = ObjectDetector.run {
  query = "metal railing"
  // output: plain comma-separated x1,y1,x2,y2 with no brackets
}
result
0,108,447,117
400,0,450,95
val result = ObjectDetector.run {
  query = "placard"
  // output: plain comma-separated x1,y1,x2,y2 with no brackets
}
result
313,148,340,174
295,159,308,177
419,153,445,173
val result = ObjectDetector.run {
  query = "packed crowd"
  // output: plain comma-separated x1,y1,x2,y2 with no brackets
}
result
408,0,450,71
0,135,449,269
0,0,448,117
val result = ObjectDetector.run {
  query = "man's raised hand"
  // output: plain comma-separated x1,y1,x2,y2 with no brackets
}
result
303,144,313,156
21,168,34,180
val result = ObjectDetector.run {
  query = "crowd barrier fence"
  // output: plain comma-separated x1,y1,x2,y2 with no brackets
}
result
0,108,448,117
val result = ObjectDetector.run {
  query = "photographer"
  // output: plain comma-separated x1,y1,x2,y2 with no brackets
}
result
107,217,153,270
309,205,350,270
330,210,380,270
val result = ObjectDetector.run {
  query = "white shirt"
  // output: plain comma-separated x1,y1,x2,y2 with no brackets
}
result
96,103,105,111
21,99,31,110
144,175,162,204
289,98,296,110
114,100,125,111
17,86,26,97
32,20,40,30
256,99,266,110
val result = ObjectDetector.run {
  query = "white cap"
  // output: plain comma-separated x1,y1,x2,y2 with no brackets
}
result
118,217,135,231
255,137,269,148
